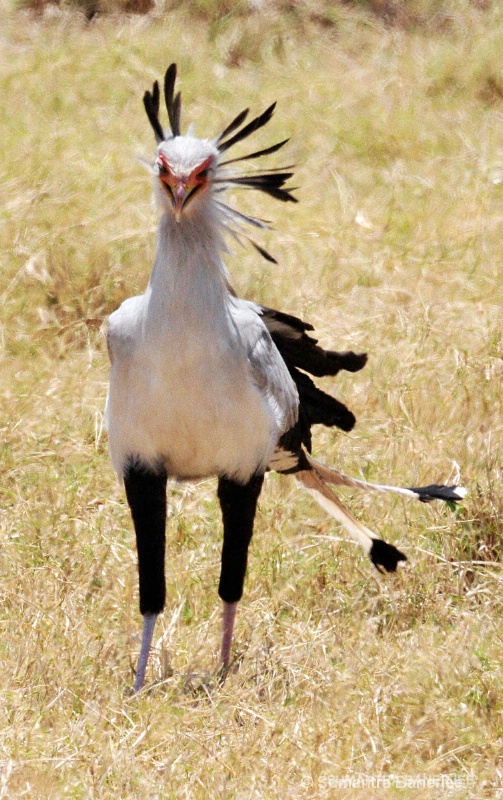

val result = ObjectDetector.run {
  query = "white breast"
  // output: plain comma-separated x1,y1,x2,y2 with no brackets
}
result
105,295,286,483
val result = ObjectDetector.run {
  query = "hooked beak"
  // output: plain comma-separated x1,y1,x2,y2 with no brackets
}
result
173,181,190,223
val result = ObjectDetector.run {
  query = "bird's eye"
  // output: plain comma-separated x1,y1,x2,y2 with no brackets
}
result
198,168,211,180
156,156,172,177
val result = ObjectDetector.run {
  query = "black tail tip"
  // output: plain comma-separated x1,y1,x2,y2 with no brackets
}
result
370,539,407,573
408,484,467,504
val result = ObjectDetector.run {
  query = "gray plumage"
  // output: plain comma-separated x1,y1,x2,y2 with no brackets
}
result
105,65,465,692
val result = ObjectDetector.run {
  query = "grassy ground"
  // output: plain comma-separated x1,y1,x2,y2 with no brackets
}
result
0,2,502,797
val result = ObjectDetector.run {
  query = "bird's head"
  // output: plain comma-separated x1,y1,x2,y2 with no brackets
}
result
154,136,219,222
143,64,297,254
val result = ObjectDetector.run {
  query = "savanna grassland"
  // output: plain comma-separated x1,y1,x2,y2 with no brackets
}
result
0,1,502,797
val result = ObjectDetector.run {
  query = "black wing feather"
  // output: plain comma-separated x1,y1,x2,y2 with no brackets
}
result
261,306,367,444
261,307,368,377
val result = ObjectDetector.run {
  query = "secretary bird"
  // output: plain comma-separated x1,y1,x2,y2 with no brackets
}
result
105,64,465,692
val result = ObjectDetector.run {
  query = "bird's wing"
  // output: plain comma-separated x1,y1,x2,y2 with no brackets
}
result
106,295,145,363
228,298,299,437
256,304,367,447
259,305,367,377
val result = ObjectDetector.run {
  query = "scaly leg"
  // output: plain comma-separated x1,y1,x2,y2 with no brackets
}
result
221,601,238,668
134,612,158,693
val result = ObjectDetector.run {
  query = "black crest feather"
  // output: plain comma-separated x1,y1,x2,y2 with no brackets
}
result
222,172,297,203
143,64,297,258
164,63,182,137
218,103,277,153
220,139,290,167
249,240,278,264
143,80,165,143
217,108,250,145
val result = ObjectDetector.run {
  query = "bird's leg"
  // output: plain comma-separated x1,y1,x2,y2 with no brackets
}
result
134,612,158,693
221,601,238,668
217,473,264,670
124,461,168,693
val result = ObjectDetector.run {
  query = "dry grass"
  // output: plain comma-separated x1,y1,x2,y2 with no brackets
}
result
0,2,502,798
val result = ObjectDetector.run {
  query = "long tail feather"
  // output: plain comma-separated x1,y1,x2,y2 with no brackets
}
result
306,454,466,503
295,469,406,573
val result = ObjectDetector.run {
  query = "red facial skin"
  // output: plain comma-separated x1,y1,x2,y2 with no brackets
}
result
156,153,214,220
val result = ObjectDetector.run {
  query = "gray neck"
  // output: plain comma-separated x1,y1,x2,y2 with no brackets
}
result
146,205,232,335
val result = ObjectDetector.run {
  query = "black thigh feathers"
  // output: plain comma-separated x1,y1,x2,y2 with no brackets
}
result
124,461,168,616
218,474,265,604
